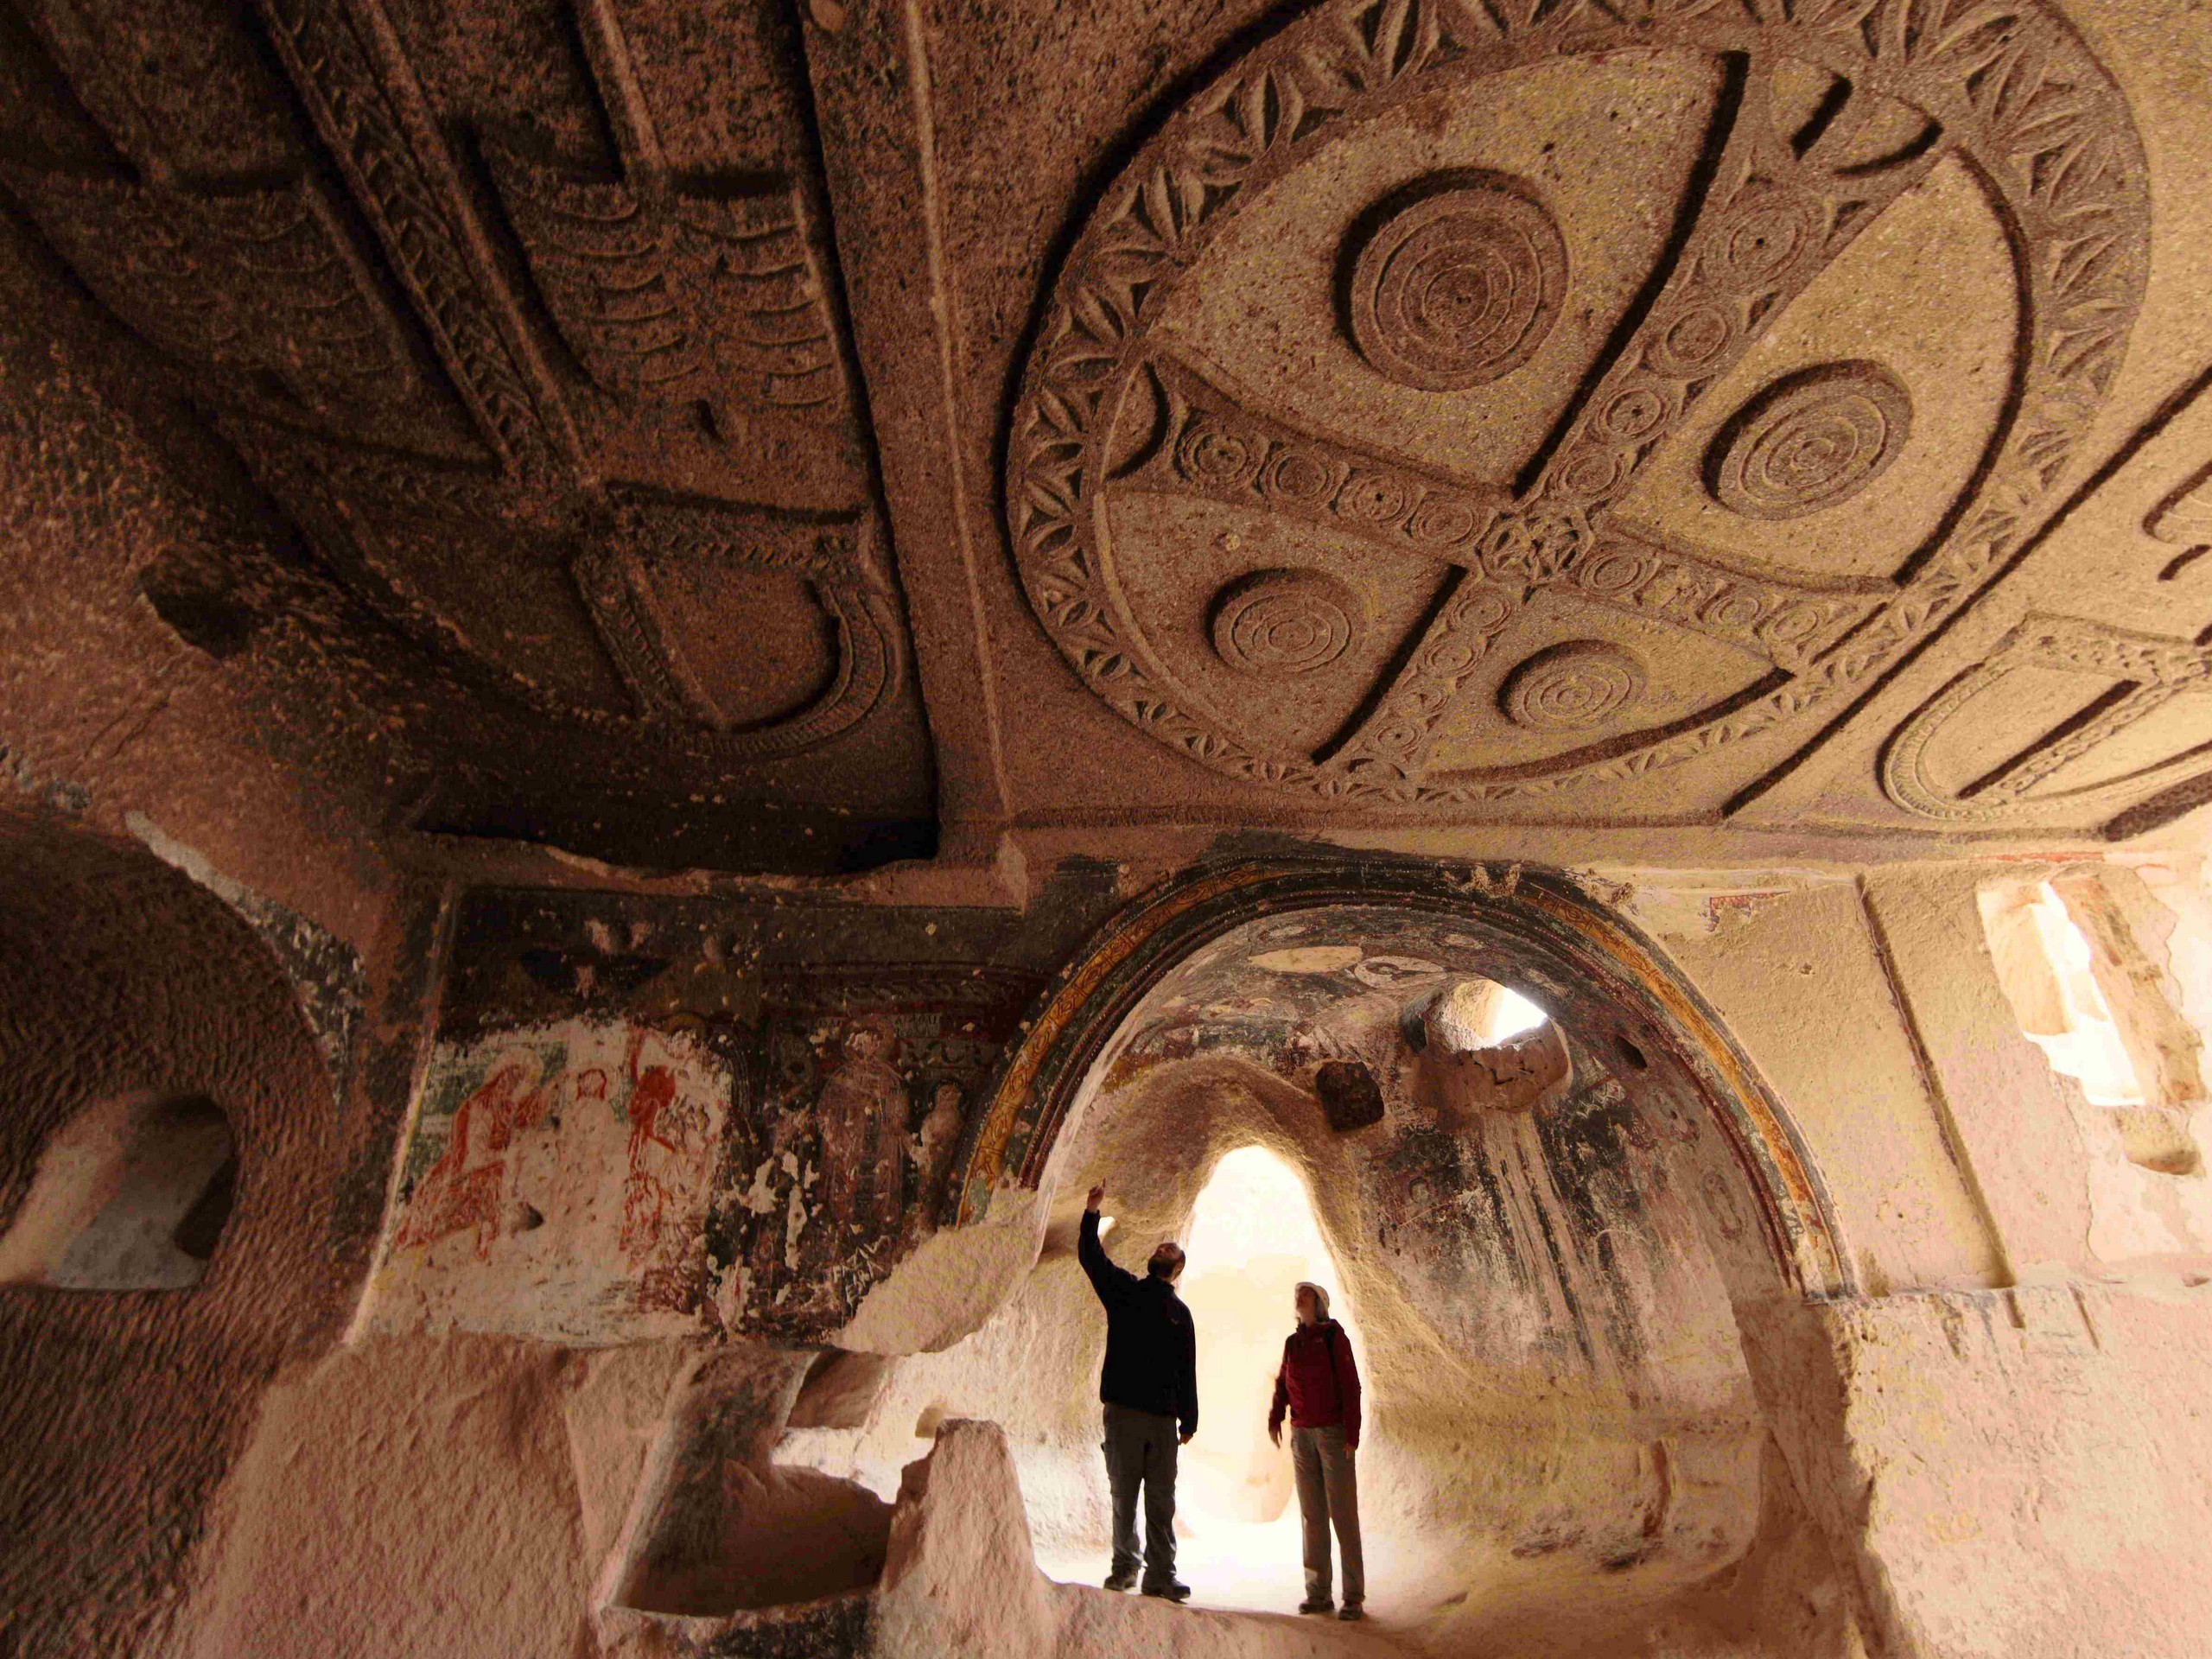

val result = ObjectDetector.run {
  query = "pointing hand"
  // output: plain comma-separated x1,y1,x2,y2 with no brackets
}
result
1085,1185,1106,1212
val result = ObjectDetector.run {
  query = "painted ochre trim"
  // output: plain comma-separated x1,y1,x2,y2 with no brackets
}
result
949,858,1847,1300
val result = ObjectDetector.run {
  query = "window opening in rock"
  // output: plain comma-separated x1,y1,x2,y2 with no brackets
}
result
0,1093,237,1290
1485,985,1548,1043
1981,881,2145,1105
1166,1144,1361,1606
1429,976,1549,1052
1980,878,2209,1176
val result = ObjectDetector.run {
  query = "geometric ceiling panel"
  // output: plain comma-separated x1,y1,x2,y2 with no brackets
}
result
1008,0,2148,810
0,0,929,868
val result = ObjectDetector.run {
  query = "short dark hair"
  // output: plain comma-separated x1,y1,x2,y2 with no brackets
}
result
1148,1243,1185,1279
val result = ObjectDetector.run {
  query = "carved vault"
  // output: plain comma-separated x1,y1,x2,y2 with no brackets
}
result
0,0,927,869
3,0,2210,858
1008,0,2156,820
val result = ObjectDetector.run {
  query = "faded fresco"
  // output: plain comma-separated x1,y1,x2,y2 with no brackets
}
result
1369,1071,1745,1407
710,967,1038,1339
359,883,1089,1344
368,1023,727,1340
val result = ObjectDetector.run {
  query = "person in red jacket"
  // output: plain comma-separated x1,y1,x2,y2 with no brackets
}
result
1268,1281,1364,1620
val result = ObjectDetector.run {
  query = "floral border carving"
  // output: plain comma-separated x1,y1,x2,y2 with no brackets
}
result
1006,0,2149,805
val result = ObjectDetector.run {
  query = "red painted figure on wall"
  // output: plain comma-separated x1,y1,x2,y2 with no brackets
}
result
397,1052,555,1259
620,1029,700,1266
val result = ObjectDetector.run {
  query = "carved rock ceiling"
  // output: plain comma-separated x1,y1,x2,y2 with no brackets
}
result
5,0,2212,865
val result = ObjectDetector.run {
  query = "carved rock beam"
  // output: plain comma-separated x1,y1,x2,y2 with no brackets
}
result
794,0,1011,836
251,0,585,483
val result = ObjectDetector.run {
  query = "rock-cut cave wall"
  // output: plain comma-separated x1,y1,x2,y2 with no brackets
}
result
9,851,2212,1659
0,816,355,1656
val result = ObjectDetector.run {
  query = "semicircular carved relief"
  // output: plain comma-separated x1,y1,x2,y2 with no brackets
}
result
1007,0,2148,807
1880,614,2212,825
228,423,900,760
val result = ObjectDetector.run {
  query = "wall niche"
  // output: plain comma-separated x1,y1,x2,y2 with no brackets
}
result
611,1347,893,1619
0,1091,238,1290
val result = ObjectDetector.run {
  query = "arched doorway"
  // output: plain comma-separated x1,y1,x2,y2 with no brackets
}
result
818,858,1866,1651
951,858,1843,1304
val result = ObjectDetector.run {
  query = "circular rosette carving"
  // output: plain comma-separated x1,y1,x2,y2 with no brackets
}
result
1482,503,1591,585
1211,570,1364,677
1499,642,1648,730
1714,189,1820,291
1345,173,1567,392
1002,0,2145,808
1176,418,1263,489
1706,363,1913,520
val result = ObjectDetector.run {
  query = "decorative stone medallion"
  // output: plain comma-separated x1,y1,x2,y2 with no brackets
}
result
1345,173,1567,391
1211,569,1364,677
1007,0,2148,808
1499,642,1648,730
1706,363,1913,520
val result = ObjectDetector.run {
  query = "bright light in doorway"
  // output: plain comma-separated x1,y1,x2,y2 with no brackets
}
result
1164,1145,1370,1608
1177,1146,1356,1538
1039,1146,1369,1614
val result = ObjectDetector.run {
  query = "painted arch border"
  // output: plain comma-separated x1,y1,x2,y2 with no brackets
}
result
948,856,1849,1300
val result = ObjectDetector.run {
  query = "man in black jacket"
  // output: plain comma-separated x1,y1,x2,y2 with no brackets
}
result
1079,1182,1198,1601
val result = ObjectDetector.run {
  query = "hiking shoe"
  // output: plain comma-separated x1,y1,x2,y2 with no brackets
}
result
1103,1570,1138,1592
1338,1603,1366,1621
1141,1580,1192,1602
1298,1598,1334,1615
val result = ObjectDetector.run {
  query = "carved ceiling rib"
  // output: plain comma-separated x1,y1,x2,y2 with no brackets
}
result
0,0,932,864
252,0,582,479
1008,0,2151,811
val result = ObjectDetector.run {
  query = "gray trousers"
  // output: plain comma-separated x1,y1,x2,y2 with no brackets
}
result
1103,1403,1179,1586
1292,1424,1363,1605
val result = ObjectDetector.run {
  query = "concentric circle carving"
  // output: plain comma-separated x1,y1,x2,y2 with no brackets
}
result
1006,0,2146,808
1211,570,1363,677
1268,448,1337,504
1646,304,1736,377
1717,191,1818,289
1406,493,1478,546
1499,642,1647,730
1707,362,1913,520
1176,421,1261,488
1345,173,1567,391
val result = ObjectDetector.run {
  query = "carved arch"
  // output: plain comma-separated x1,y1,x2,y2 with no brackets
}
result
1881,613,2212,827
948,858,1847,1298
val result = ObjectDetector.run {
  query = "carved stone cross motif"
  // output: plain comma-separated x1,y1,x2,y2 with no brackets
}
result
1008,0,2147,809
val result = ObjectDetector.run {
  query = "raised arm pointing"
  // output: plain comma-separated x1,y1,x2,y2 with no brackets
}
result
1079,1183,1136,1306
